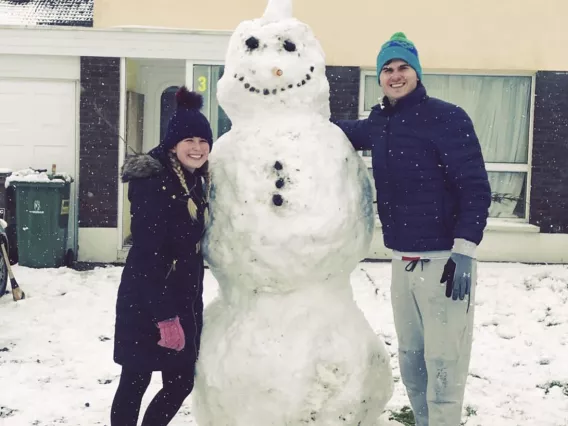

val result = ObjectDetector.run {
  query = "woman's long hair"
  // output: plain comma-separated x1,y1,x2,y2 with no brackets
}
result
167,152,210,223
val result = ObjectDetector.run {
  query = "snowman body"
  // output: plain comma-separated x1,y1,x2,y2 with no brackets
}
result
193,3,393,424
202,116,375,293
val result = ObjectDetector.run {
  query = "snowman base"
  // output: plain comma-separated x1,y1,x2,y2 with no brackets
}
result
193,278,393,426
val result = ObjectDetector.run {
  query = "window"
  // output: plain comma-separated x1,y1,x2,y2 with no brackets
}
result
160,85,180,142
193,65,232,140
360,71,534,221
121,61,233,248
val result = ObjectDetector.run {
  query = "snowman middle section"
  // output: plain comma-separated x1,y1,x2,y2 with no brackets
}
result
203,117,375,293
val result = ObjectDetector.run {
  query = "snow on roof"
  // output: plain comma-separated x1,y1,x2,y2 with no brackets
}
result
0,0,93,27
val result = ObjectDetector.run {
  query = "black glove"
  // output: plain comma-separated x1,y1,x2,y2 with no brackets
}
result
440,253,473,302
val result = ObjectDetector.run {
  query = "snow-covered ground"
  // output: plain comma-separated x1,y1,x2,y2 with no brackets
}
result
1,261,568,425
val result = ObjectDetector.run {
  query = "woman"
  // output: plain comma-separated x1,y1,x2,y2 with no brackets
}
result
111,87,212,426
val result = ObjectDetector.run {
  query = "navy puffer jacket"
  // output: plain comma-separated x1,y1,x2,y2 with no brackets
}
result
336,83,491,252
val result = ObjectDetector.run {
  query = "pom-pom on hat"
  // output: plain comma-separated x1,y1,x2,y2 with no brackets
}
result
161,86,213,150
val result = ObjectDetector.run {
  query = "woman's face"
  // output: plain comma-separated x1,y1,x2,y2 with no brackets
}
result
171,137,210,172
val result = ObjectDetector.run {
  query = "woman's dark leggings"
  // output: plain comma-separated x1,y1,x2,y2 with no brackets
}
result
110,367,194,426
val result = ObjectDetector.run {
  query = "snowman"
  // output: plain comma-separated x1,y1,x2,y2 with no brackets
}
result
193,0,394,424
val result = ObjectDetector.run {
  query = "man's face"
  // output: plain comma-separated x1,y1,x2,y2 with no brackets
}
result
379,59,418,101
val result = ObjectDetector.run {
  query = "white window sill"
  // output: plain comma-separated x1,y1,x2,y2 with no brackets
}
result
374,218,540,234
485,220,540,233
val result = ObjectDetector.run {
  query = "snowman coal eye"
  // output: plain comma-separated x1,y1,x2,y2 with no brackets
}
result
283,40,296,52
245,36,260,51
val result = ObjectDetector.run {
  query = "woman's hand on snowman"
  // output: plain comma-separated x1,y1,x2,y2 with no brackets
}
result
157,316,186,351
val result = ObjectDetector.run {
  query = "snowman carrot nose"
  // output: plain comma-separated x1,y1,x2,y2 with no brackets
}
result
272,67,283,77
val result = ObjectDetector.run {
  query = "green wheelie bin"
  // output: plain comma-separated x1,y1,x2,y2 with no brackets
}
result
10,175,72,268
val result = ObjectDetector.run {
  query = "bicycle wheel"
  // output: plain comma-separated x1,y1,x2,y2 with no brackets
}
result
0,252,7,297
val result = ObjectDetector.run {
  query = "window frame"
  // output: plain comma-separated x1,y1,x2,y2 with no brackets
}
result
358,69,536,224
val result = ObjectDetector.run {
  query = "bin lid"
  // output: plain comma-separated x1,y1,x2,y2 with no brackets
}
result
5,168,73,188
12,180,67,188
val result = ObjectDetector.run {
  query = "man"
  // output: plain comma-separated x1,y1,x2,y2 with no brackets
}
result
334,32,491,426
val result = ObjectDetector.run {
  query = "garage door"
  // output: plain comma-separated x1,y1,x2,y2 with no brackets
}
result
0,78,78,257
0,79,76,172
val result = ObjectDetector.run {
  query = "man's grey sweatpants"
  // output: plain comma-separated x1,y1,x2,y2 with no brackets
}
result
391,257,476,426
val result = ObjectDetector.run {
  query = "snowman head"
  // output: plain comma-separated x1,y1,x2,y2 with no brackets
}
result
217,0,330,121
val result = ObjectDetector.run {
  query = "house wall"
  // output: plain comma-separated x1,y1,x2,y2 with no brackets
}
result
91,1,568,263
79,56,120,228
5,3,554,263
94,0,568,71
326,66,359,121
531,72,568,234
78,56,121,262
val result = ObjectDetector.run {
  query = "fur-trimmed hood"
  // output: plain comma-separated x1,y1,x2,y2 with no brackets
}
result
121,154,164,183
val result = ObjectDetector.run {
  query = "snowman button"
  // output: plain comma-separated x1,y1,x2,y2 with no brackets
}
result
272,194,284,206
274,161,283,170
275,178,285,189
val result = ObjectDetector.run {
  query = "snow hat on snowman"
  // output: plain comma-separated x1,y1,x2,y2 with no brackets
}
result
161,87,213,150
376,32,423,84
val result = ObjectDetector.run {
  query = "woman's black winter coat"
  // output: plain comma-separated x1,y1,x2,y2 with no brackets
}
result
113,148,207,372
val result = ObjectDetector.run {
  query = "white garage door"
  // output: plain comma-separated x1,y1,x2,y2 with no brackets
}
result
0,78,78,257
0,79,76,173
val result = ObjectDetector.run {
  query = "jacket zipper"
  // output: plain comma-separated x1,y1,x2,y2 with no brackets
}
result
165,259,177,280
385,115,396,232
191,262,202,360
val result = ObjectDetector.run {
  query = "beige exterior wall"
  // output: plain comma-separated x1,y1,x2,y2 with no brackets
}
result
94,0,568,71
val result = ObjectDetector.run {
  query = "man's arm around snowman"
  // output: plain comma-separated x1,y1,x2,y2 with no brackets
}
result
332,101,490,304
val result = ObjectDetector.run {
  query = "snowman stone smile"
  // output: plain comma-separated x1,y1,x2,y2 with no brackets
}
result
234,65,315,96
193,1,394,425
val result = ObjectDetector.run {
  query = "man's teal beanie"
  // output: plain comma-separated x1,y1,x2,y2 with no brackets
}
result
376,32,422,84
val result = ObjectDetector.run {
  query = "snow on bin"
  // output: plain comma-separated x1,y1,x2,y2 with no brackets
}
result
6,168,73,268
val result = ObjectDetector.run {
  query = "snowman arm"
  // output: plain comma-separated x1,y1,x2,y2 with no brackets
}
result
128,178,177,322
332,118,373,151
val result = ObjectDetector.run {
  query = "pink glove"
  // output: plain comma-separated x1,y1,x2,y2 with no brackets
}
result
157,316,185,351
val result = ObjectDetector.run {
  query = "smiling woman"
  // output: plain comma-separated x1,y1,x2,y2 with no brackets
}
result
171,137,210,172
111,87,213,426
